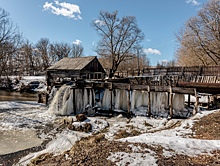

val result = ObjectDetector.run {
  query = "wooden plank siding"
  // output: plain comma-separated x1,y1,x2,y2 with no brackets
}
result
46,56,106,86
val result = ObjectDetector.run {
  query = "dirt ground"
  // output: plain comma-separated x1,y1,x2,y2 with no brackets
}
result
26,111,220,166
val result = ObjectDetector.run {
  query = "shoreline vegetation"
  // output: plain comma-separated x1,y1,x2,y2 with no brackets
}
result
0,76,46,93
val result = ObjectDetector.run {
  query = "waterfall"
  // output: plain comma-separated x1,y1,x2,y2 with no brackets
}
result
89,89,95,106
130,91,169,117
114,89,127,111
130,90,148,116
150,92,168,117
101,89,128,111
83,88,88,108
48,84,187,117
101,89,113,110
172,93,185,111
49,85,73,115
49,85,95,116
172,93,189,117
60,87,73,115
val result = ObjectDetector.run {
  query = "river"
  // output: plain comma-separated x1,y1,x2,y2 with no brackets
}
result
0,90,38,102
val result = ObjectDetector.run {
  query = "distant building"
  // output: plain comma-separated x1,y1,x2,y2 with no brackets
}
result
46,56,105,86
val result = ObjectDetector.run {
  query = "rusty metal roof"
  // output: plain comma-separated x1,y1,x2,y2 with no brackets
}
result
47,56,96,70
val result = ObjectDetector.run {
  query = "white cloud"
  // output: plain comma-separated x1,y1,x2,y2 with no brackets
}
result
43,0,82,20
72,39,81,45
143,48,161,55
94,19,105,26
185,0,200,6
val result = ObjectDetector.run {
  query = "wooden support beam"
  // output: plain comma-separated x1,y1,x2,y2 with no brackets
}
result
91,89,94,107
127,85,131,117
113,83,130,90
169,86,173,117
188,94,191,107
130,85,195,94
194,89,199,115
172,87,195,95
72,88,76,115
110,83,113,112
98,88,101,101
147,85,151,117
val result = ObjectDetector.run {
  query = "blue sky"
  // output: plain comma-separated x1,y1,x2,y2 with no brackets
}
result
0,0,208,65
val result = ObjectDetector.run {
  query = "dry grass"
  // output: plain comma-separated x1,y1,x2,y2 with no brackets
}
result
28,134,220,166
114,129,142,139
191,110,220,140
26,110,220,165
157,150,220,166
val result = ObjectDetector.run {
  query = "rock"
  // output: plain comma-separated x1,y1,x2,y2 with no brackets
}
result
76,114,87,122
63,117,73,125
84,123,92,132
67,124,75,130
68,122,92,133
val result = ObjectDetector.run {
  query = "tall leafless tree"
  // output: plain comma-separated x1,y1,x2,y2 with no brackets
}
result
19,40,35,75
92,11,144,77
35,38,51,71
0,8,22,77
50,42,71,61
175,0,220,66
71,43,84,57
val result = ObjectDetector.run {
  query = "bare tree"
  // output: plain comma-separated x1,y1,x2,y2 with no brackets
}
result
71,43,84,57
133,44,150,70
35,38,51,71
92,11,144,78
19,40,35,75
0,8,22,77
50,42,71,61
175,0,220,66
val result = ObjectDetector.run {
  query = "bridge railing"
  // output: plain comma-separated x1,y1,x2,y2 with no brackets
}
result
113,66,220,78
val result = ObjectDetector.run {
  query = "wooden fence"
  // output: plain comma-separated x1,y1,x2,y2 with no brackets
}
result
114,66,220,78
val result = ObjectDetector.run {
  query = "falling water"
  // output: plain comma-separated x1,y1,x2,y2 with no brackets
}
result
172,93,189,117
101,89,113,110
114,89,127,111
49,85,72,115
49,84,187,117
150,92,169,117
49,85,95,115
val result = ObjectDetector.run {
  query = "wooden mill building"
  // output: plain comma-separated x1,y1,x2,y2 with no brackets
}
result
46,56,105,86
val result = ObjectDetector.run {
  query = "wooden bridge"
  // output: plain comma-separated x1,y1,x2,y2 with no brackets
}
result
46,66,220,116
49,65,220,100
112,66,220,94
68,66,220,116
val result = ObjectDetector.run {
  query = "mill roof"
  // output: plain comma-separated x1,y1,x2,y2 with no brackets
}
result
47,56,97,71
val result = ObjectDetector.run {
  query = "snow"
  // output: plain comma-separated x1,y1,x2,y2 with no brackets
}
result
121,135,220,156
1,76,219,165
108,143,158,165
0,99,220,165
105,110,220,165
2,76,47,92
18,130,88,166
108,151,157,166
0,101,44,110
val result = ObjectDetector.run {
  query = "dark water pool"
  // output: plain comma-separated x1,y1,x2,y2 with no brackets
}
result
0,90,38,102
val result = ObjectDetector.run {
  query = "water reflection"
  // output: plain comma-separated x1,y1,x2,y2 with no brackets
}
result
0,90,38,102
